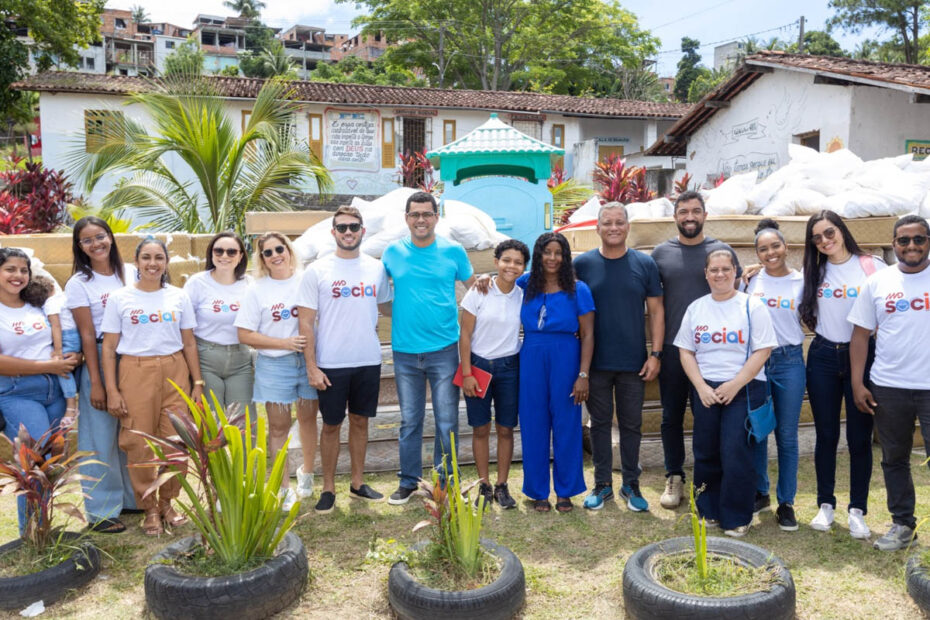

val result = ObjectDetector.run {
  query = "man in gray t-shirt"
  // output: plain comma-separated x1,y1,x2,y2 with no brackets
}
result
650,191,740,510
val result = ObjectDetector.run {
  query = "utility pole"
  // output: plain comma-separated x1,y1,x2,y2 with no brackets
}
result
438,23,445,88
798,15,805,53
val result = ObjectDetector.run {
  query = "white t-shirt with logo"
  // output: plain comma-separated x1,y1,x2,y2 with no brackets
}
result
297,254,392,368
100,285,196,356
235,274,303,358
183,270,252,346
0,302,53,361
815,255,886,343
459,278,523,360
744,270,804,347
43,292,76,331
65,266,135,338
674,291,778,382
848,265,930,390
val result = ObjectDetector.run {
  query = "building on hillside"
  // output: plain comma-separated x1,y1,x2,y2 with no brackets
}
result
17,72,689,210
192,14,251,74
646,52,930,185
333,32,389,62
658,77,676,99
278,25,333,79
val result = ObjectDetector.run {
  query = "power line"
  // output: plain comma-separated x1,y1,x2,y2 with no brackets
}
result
648,0,740,31
652,20,800,55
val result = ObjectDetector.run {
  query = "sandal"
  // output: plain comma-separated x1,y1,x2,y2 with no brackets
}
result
142,510,163,536
160,502,188,528
533,500,552,513
86,517,126,534
556,499,574,513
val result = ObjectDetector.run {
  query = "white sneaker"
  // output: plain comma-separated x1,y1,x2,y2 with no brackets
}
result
281,487,298,512
724,524,750,538
296,466,314,499
810,503,834,531
660,475,684,509
848,508,871,540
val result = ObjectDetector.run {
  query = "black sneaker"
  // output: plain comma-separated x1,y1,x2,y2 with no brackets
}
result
350,484,384,501
494,483,517,509
753,492,771,515
314,491,335,514
388,485,416,505
776,502,799,531
475,482,493,509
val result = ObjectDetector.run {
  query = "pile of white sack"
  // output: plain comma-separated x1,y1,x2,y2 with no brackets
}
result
568,195,674,224
292,187,510,263
702,144,930,219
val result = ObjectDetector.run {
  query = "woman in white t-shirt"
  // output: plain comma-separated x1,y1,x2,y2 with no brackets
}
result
675,249,777,537
743,219,805,532
798,210,885,538
184,232,253,414
458,239,530,510
65,216,138,533
101,238,204,536
236,232,318,512
0,248,79,529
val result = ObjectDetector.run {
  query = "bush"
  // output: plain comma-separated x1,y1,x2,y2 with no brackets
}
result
0,156,72,233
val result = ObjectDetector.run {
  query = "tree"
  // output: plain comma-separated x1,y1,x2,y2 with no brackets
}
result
687,66,730,102
259,40,297,79
674,37,703,102
596,65,668,101
130,4,148,23
215,64,241,76
786,30,847,56
162,35,205,76
342,0,658,93
310,54,426,87
223,0,266,19
853,37,908,62
71,76,332,236
828,0,923,64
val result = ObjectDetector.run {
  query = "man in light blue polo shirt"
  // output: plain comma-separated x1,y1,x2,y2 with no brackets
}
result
383,191,475,504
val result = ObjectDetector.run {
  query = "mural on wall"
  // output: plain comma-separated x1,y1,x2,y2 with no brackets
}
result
716,152,780,178
324,108,381,172
721,118,768,145
826,136,844,153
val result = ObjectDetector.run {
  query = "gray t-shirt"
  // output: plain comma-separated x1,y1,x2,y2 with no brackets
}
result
651,236,741,345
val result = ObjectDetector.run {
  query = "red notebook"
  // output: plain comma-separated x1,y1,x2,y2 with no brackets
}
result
452,364,493,397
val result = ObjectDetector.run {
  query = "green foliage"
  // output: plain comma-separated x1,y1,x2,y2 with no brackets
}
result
674,37,703,102
786,30,847,56
215,64,241,77
130,4,148,23
688,483,708,579
310,55,426,87
827,0,924,63
70,75,332,235
163,35,205,77
133,384,299,571
603,66,669,102
687,67,731,103
223,0,266,19
67,203,146,233
259,40,297,79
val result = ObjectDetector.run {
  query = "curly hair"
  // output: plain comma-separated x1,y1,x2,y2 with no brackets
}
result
524,232,575,301
21,275,56,308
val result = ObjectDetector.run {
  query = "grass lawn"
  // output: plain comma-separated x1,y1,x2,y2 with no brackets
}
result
0,447,927,619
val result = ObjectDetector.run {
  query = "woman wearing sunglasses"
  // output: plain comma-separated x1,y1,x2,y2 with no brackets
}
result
799,209,885,539
184,233,253,414
518,232,594,513
236,232,318,512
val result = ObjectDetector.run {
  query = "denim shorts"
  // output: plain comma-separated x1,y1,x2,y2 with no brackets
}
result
465,353,519,428
253,353,318,405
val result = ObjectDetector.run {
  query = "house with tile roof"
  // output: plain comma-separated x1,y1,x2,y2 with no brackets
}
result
646,52,930,185
15,72,689,209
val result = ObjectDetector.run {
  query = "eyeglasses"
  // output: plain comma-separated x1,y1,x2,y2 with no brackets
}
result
79,233,109,247
212,247,240,257
406,211,436,220
261,245,287,258
895,235,929,247
811,227,837,246
334,223,361,233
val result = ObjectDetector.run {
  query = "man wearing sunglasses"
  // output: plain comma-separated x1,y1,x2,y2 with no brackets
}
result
382,191,476,505
297,206,393,514
849,214,930,551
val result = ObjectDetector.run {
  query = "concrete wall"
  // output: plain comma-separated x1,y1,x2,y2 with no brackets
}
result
154,35,188,74
848,85,930,160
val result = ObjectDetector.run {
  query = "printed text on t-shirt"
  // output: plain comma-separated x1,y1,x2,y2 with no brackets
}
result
271,302,299,321
750,291,796,310
693,324,746,344
130,308,179,324
212,299,240,313
12,319,49,335
330,280,378,299
818,282,860,299
884,291,930,313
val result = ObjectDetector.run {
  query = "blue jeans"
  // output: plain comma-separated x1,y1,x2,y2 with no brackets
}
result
464,353,519,428
0,373,66,531
691,379,766,531
393,342,460,489
807,334,874,513
754,345,805,505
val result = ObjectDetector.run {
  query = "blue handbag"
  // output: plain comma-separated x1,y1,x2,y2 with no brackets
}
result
743,297,775,444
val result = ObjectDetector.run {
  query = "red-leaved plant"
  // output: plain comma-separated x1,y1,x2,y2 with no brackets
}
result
672,172,694,197
397,149,437,192
593,155,654,204
547,164,566,189
0,156,73,234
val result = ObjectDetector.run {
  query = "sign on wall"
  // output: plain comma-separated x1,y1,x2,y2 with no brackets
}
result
905,139,930,161
324,108,381,171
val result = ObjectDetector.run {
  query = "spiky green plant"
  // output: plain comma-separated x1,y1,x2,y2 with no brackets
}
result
688,482,708,579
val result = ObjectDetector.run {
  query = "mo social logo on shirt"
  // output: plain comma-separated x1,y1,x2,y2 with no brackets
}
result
12,319,48,335
817,282,860,299
212,299,240,313
884,291,930,313
129,308,179,324
271,302,299,321
755,292,796,310
331,280,378,299
693,324,745,344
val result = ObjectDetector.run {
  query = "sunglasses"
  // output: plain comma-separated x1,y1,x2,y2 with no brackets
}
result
895,235,929,247
212,247,240,257
261,245,287,258
334,223,361,233
811,227,837,246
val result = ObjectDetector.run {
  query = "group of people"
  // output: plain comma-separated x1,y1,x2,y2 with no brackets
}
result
3,189,930,552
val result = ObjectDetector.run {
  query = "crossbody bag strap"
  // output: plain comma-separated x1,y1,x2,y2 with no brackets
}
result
744,296,752,405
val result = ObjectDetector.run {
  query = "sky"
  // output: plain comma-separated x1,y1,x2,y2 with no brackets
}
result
119,0,884,76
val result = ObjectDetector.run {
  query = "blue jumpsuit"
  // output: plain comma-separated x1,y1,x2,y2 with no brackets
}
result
517,275,595,500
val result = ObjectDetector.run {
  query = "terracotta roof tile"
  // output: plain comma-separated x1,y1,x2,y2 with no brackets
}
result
13,72,691,119
748,50,930,91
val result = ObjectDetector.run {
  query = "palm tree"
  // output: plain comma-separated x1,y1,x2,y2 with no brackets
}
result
260,40,298,79
130,5,149,24
223,0,266,19
71,76,331,236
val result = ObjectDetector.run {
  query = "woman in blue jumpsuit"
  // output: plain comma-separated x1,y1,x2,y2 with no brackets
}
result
518,232,595,513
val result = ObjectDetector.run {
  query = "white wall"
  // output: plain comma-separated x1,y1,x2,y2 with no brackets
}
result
154,36,188,74
848,85,930,160
686,69,852,185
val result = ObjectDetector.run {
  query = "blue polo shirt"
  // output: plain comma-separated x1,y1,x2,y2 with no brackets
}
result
382,235,474,354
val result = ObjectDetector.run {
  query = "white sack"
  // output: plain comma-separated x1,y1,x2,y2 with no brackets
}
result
823,189,912,218
919,189,930,219
746,167,789,212
766,187,827,216
568,195,603,223
704,171,757,215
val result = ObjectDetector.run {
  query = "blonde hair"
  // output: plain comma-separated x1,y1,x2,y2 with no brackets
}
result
253,232,298,279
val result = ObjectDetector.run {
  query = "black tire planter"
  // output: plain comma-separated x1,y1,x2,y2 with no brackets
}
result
906,554,930,617
0,533,101,611
388,539,525,620
622,536,795,620
144,531,308,620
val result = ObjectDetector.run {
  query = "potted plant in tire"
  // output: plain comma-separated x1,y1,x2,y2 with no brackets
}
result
139,385,307,620
388,433,525,620
0,424,103,612
622,484,796,620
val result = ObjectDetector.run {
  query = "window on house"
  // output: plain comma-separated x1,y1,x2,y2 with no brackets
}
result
795,130,820,152
165,41,175,49
443,120,456,144
115,18,127,29
598,145,624,162
511,119,542,140
308,113,323,161
382,118,395,168
241,110,251,133
551,124,564,148
84,110,124,153
85,57,95,70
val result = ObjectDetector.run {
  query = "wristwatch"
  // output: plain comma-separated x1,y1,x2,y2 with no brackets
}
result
650,351,663,360
578,371,589,379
